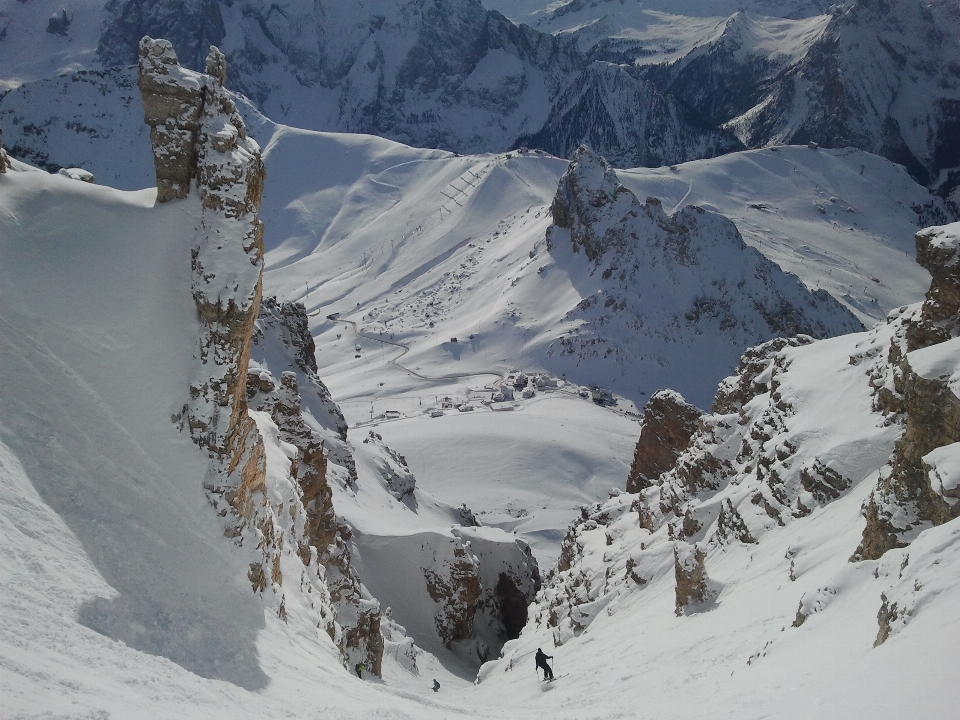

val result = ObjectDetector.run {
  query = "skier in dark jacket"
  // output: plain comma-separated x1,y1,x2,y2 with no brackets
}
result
535,648,554,680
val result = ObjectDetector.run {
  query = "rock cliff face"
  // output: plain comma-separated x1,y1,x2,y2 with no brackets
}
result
421,528,540,662
140,39,382,675
139,35,268,544
673,542,718,616
543,145,862,408
855,223,960,560
247,299,383,674
627,390,703,493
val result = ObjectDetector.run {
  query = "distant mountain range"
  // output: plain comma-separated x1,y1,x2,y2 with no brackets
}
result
2,0,958,193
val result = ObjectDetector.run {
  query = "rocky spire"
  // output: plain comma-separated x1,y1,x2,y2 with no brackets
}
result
627,390,704,493
138,37,383,676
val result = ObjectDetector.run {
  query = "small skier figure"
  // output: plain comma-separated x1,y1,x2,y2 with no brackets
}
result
432,679,441,693
355,662,365,678
535,648,554,681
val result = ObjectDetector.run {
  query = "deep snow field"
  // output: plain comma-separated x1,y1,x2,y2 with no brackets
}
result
2,112,958,718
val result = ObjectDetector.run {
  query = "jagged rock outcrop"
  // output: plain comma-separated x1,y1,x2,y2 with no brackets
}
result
674,542,719,616
363,431,416,501
627,390,704,493
423,531,541,658
424,537,483,648
46,9,71,36
854,223,960,560
544,145,862,408
140,35,268,552
906,224,960,351
459,529,541,655
247,300,383,675
0,127,10,173
138,40,205,202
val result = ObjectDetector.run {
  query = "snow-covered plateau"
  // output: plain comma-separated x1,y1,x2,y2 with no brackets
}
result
2,10,960,720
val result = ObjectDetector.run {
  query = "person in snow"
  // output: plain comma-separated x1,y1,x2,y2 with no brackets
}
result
355,662,365,678
432,679,441,692
535,648,554,681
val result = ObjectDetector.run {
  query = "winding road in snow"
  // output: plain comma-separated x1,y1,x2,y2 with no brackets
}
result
307,313,640,424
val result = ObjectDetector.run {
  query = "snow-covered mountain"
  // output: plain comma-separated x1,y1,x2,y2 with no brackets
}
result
9,116,956,715
87,0,736,165
638,0,960,191
3,0,958,186
519,0,960,191
3,7,960,717
540,145,862,406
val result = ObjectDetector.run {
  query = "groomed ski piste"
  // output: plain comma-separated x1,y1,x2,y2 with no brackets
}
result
2,111,958,719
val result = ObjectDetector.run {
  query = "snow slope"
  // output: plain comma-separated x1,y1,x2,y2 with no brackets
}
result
0,164,273,690
0,0,105,90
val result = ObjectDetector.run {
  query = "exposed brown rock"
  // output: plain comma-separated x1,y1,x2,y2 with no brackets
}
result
247,361,382,676
674,542,715,616
906,226,960,351
715,499,755,544
854,227,960,561
627,390,704,493
425,540,483,646
137,39,204,202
